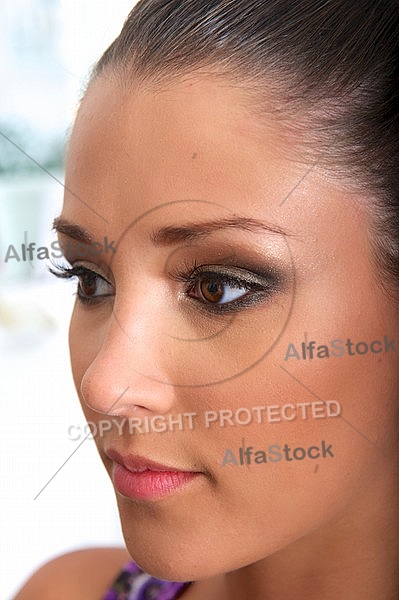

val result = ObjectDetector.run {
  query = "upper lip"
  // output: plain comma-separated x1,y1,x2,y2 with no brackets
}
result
106,449,198,473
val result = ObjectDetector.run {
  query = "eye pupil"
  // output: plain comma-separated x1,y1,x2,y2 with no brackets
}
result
200,278,224,303
79,273,97,297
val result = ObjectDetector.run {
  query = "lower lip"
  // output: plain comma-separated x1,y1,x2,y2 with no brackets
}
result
112,463,201,501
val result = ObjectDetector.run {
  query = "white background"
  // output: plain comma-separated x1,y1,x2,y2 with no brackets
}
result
0,2,139,598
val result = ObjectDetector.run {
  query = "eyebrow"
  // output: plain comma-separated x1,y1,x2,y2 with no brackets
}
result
52,215,288,248
150,216,288,246
52,217,93,245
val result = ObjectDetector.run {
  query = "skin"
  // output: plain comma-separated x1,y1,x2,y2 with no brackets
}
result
51,73,399,600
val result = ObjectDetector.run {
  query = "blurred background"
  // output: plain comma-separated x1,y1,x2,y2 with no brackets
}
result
0,2,138,597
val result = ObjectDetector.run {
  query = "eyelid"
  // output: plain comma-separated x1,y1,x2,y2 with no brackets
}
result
69,261,113,284
48,261,114,298
189,264,276,288
169,261,281,292
168,260,282,316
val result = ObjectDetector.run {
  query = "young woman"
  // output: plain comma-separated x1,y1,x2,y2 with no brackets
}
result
15,1,399,598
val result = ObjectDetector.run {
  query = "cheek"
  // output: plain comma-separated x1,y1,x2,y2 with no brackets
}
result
197,317,398,554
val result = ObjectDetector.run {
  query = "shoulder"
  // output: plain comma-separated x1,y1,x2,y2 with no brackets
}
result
13,546,132,600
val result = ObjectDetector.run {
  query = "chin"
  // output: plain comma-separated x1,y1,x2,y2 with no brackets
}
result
122,545,202,582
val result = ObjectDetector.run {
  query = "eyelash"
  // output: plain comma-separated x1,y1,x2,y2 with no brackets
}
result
49,263,113,307
49,259,279,313
169,258,278,314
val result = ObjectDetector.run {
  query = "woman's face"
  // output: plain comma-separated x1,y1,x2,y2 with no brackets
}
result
59,73,399,580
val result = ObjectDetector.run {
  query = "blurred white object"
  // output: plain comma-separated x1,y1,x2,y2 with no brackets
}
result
0,292,55,353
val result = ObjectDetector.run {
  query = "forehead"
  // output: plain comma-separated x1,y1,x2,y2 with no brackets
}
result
67,73,284,187
64,72,365,246
67,75,293,212
72,72,272,144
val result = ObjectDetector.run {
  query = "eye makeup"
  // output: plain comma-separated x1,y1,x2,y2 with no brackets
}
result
168,258,286,315
49,231,292,316
49,262,114,306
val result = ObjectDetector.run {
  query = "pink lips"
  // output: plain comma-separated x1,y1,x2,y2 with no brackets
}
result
107,449,202,501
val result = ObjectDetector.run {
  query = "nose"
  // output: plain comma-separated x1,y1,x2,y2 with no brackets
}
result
79,305,178,419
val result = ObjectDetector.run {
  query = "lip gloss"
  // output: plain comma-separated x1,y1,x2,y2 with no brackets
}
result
112,463,201,500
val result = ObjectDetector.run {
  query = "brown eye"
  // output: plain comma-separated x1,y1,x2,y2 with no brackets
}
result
199,278,224,303
171,263,278,311
75,268,113,303
78,272,98,298
189,273,249,306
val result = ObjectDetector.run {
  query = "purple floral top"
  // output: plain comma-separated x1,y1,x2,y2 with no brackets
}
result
103,560,191,600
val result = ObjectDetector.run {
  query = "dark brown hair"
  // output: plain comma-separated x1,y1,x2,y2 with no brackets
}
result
89,0,399,297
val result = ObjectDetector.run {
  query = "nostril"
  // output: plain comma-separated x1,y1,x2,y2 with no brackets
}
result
80,381,132,416
107,402,140,418
78,349,177,417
